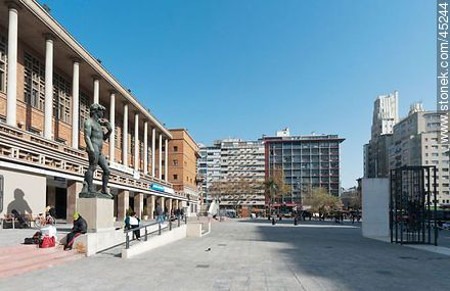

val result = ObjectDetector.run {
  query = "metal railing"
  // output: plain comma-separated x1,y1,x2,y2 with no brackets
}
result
124,215,188,249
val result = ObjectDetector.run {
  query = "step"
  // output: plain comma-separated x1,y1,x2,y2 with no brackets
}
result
0,248,79,274
0,244,42,256
0,245,62,264
0,251,81,279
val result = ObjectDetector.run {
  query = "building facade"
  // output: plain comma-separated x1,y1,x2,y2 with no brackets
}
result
198,139,265,215
263,131,345,206
0,0,188,222
167,129,201,216
364,91,398,178
388,104,450,204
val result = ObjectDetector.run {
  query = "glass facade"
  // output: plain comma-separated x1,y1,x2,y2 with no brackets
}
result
265,136,344,203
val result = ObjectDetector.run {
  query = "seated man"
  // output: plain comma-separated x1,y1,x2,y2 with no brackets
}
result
64,212,87,250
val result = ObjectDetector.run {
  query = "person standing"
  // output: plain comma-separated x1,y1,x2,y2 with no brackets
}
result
156,203,164,224
125,211,140,240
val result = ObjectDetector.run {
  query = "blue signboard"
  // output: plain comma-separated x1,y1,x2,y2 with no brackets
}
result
150,183,164,192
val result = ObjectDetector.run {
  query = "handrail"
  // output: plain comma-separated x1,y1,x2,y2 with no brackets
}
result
124,215,188,249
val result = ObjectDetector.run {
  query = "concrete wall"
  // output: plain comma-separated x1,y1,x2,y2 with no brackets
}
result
362,178,390,238
122,225,187,259
0,167,46,217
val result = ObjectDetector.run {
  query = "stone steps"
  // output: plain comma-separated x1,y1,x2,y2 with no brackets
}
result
0,244,83,279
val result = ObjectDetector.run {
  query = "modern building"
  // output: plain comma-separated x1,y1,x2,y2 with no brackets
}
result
198,139,265,215
263,130,345,207
167,129,202,216
364,91,399,178
197,142,221,201
388,103,450,204
0,0,187,222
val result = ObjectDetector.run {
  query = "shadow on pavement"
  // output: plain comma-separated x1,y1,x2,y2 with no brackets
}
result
239,218,450,290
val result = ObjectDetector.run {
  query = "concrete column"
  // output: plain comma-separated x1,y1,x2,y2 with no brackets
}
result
143,122,148,175
109,92,116,162
6,4,18,127
67,181,82,223
159,197,165,214
134,193,144,219
71,60,80,148
117,189,129,221
167,198,173,216
165,138,168,182
122,103,128,166
43,35,54,139
151,128,156,177
146,196,155,219
134,112,139,171
159,134,162,180
93,77,100,104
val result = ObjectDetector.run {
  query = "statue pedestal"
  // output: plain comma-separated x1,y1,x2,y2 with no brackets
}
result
77,198,114,233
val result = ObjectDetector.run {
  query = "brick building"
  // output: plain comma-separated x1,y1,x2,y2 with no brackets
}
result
0,0,191,222
167,129,201,216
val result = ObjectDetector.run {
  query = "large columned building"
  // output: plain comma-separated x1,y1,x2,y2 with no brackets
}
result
0,0,189,222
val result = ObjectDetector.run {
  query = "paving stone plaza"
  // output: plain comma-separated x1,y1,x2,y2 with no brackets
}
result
2,219,450,291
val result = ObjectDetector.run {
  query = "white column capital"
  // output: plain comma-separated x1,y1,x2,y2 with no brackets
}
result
6,1,22,11
43,32,56,41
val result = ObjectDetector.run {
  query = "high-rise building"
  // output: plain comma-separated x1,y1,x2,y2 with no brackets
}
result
197,139,265,215
197,142,221,201
364,91,399,178
263,131,345,206
389,104,450,204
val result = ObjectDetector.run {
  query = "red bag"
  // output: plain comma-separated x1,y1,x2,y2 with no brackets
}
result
39,236,55,248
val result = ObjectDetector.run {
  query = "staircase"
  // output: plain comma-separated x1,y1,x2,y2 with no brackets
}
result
0,244,83,279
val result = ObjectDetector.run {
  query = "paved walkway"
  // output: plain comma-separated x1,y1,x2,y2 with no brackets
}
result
2,219,450,290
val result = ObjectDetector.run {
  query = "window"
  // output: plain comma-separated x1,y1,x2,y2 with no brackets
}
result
53,73,71,123
24,52,45,110
174,146,178,152
79,92,91,128
173,174,178,180
0,34,6,93
173,159,178,166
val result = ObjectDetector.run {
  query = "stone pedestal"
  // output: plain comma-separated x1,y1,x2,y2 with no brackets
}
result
77,198,114,233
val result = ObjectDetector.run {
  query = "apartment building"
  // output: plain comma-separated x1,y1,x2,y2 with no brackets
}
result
167,129,201,216
389,103,450,204
198,139,265,215
0,0,187,221
263,130,345,206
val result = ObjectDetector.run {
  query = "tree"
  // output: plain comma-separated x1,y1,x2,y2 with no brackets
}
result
303,187,342,219
264,167,291,207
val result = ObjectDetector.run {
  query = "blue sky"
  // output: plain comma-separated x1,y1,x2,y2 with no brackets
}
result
40,0,435,188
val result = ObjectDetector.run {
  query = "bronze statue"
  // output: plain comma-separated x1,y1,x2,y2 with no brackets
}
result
80,103,113,199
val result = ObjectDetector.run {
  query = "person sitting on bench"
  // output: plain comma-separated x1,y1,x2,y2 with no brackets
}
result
64,212,87,250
